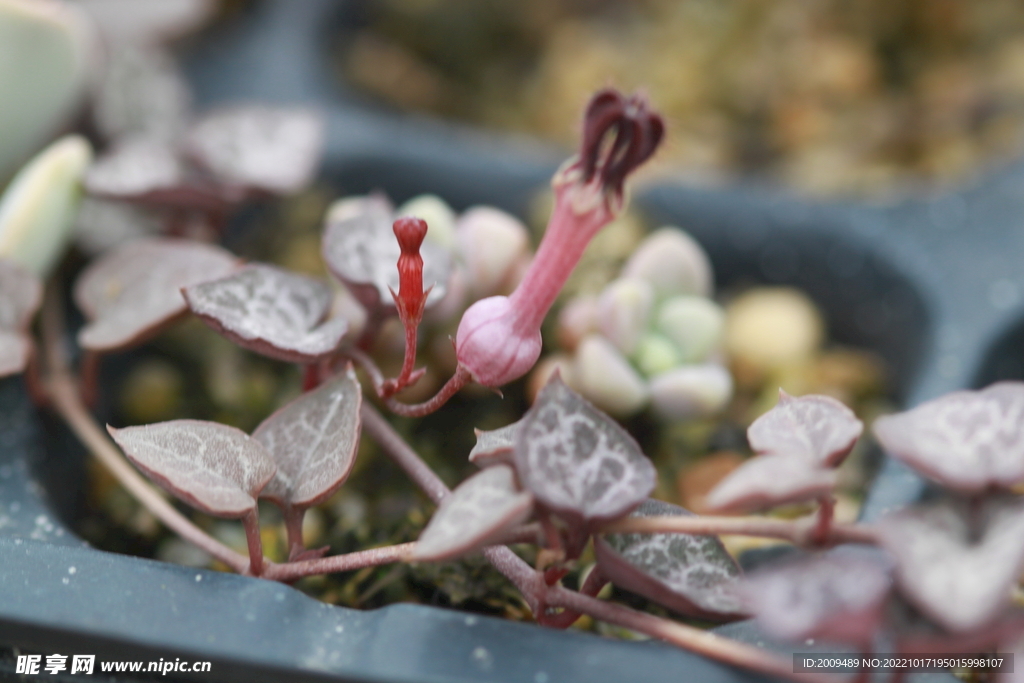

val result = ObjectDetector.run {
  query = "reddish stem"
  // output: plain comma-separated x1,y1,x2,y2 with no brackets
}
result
263,543,416,582
79,349,101,408
601,513,877,547
811,495,836,546
242,507,265,576
283,505,306,561
538,565,608,629
22,344,49,408
302,364,320,392
344,348,470,418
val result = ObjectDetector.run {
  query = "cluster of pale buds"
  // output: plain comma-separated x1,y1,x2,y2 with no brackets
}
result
538,227,733,420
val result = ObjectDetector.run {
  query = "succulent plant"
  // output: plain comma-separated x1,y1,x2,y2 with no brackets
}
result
539,226,732,420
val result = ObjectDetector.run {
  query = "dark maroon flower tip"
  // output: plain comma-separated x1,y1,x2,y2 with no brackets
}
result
579,89,665,198
393,216,428,254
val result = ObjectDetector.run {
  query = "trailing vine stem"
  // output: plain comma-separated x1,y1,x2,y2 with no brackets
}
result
359,401,840,683
342,347,472,418
600,511,878,548
39,285,251,574
42,283,844,682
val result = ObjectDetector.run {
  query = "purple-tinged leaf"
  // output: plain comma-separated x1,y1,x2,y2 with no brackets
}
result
741,552,892,645
876,496,1024,633
0,260,40,377
73,198,162,256
183,264,348,363
108,420,276,518
873,382,1024,492
0,332,30,378
595,499,745,621
469,419,522,467
83,137,236,211
0,259,42,333
254,367,362,508
76,0,215,43
514,374,656,528
91,44,191,142
748,390,863,467
84,137,185,197
321,195,450,311
704,454,836,514
74,237,239,352
411,464,534,562
184,106,325,195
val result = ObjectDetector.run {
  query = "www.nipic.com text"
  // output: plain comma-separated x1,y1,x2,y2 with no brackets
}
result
15,653,212,676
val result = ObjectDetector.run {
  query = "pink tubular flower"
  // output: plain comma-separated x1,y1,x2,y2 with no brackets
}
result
455,89,664,387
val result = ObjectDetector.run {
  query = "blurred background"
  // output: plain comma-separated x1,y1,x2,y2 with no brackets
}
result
336,0,1024,197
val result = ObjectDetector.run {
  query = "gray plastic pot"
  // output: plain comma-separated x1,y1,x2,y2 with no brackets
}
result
3,0,1021,680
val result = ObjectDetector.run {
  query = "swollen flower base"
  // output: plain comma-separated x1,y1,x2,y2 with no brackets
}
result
455,89,665,388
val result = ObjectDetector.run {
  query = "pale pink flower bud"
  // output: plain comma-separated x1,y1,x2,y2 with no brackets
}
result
455,89,664,387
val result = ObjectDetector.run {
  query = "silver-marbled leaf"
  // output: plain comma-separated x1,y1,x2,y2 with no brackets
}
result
184,105,325,195
876,496,1024,633
183,263,348,363
514,374,656,526
741,551,892,645
77,0,215,43
595,499,745,620
704,453,836,514
108,420,276,518
254,367,362,508
83,137,231,211
0,258,42,333
84,137,185,197
91,43,191,142
411,464,534,562
321,194,449,311
469,419,522,467
0,259,41,377
873,382,1024,492
0,331,30,378
748,390,863,467
74,237,239,351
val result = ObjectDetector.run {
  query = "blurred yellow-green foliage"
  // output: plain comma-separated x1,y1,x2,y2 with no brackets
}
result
343,0,1024,196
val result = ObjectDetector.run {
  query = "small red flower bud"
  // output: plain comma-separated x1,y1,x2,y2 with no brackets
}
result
391,217,428,323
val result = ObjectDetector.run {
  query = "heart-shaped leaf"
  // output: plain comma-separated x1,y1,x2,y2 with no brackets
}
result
741,551,892,645
411,464,534,562
74,237,238,351
876,496,1024,633
0,259,42,377
0,258,42,333
0,331,30,378
74,198,162,256
595,499,745,620
92,43,191,143
704,454,836,514
84,137,186,197
184,105,324,195
76,0,215,44
514,374,656,528
183,263,348,363
873,382,1024,492
254,366,362,509
108,420,276,518
748,390,863,467
83,137,234,211
469,419,522,467
321,194,450,311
